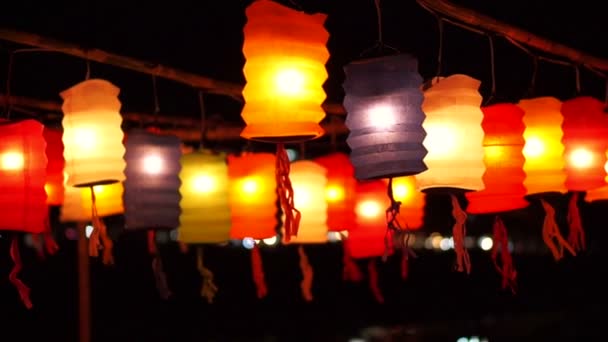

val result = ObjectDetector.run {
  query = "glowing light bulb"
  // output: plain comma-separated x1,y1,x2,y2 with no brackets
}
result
325,185,344,202
367,104,396,129
1,151,24,170
357,200,381,218
241,178,258,195
523,136,545,158
73,128,96,150
393,184,410,201
275,68,305,96
569,148,593,169
424,124,456,157
92,185,104,194
192,174,215,193
142,154,164,175
293,185,311,207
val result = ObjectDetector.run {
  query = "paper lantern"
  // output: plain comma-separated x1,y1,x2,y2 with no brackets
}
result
416,74,485,191
178,151,231,244
388,176,425,229
123,129,182,231
466,103,529,214
0,119,48,233
344,54,427,180
283,160,328,244
561,96,608,191
346,180,391,259
60,183,124,222
517,97,567,195
240,0,329,142
60,78,125,187
228,152,277,239
314,152,357,232
43,127,65,206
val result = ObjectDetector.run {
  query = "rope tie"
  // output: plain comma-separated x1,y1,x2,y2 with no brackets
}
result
491,217,517,294
276,143,300,241
450,194,471,274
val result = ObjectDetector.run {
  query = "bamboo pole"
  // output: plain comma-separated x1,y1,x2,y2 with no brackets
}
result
416,0,608,72
77,222,91,342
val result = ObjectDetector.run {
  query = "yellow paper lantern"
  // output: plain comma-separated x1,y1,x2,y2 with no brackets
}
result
283,160,328,244
416,75,485,191
60,79,125,187
60,183,124,222
178,151,231,244
517,97,566,195
240,0,329,142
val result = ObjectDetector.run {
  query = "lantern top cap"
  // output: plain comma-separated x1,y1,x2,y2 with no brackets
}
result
425,74,481,93
60,78,120,100
246,0,326,24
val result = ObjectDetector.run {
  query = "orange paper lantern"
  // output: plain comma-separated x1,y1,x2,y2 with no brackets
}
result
389,176,426,229
240,0,329,142
466,103,529,214
43,127,65,206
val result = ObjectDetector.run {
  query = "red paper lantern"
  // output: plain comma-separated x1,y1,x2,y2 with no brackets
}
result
466,103,529,213
314,152,357,232
43,127,65,206
561,96,608,191
0,120,48,233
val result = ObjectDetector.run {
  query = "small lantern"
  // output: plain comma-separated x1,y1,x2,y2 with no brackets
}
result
43,127,65,206
416,74,485,191
228,152,278,240
178,151,231,244
0,119,48,233
517,97,567,195
240,0,329,142
344,54,427,180
60,183,124,222
466,103,529,214
283,160,328,244
123,130,182,231
561,96,608,191
389,176,426,230
60,78,125,187
314,152,357,232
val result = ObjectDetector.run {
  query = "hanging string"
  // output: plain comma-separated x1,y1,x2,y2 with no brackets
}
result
88,186,114,265
4,51,15,119
374,0,384,46
9,235,33,309
367,259,384,304
84,59,91,80
298,245,314,302
484,34,497,106
147,230,172,300
435,17,444,79
574,65,581,95
342,239,363,282
329,116,338,152
567,192,586,253
540,199,575,260
400,230,417,281
251,243,268,299
151,75,160,127
491,216,517,294
383,177,401,262
526,56,539,98
197,246,218,304
360,0,399,57
604,78,608,113
450,194,471,274
198,90,207,150
276,143,301,241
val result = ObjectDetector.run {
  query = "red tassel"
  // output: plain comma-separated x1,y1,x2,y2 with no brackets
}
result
567,192,586,253
491,217,517,294
450,194,471,274
540,199,575,260
275,143,301,242
147,230,158,255
298,245,314,302
342,240,363,282
251,244,268,299
148,231,172,300
368,259,384,304
9,236,33,309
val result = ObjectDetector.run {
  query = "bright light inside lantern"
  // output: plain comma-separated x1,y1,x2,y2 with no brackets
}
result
367,104,397,129
1,151,24,170
357,200,381,218
73,128,96,150
142,154,164,175
92,185,104,194
241,178,259,195
523,136,545,158
275,68,305,96
325,184,344,202
569,148,594,169
293,185,311,207
192,174,216,193
393,183,411,201
424,124,456,157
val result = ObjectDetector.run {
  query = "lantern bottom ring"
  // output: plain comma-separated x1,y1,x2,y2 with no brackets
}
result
72,179,121,188
240,122,325,143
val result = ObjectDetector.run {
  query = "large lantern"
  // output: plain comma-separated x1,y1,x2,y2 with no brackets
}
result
241,0,328,142
178,151,231,244
416,74,485,191
344,54,427,180
123,130,182,231
517,97,566,195
466,103,529,214
43,127,65,206
314,152,357,232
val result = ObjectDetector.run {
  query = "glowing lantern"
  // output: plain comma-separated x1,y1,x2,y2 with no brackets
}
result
0,119,48,233
43,127,65,206
228,152,278,239
344,54,427,180
517,97,566,195
178,151,231,244
282,160,328,244
416,74,485,191
585,151,608,202
60,183,124,222
123,130,182,230
561,96,608,191
388,176,426,229
240,0,328,142
60,78,125,187
314,152,357,232
466,103,529,213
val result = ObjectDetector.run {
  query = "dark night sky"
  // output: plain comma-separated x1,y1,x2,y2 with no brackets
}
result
0,1,608,341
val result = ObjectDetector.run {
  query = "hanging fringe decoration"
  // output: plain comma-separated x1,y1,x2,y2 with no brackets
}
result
275,143,301,242
540,199,575,260
33,217,60,260
383,177,401,262
491,216,517,294
400,230,417,281
342,239,363,282
298,245,314,302
148,230,172,300
251,243,268,299
197,246,218,304
368,259,384,304
88,186,114,265
9,235,33,309
567,192,586,253
450,194,471,274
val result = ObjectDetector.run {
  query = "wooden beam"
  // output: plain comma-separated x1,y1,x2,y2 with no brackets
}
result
416,0,608,73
